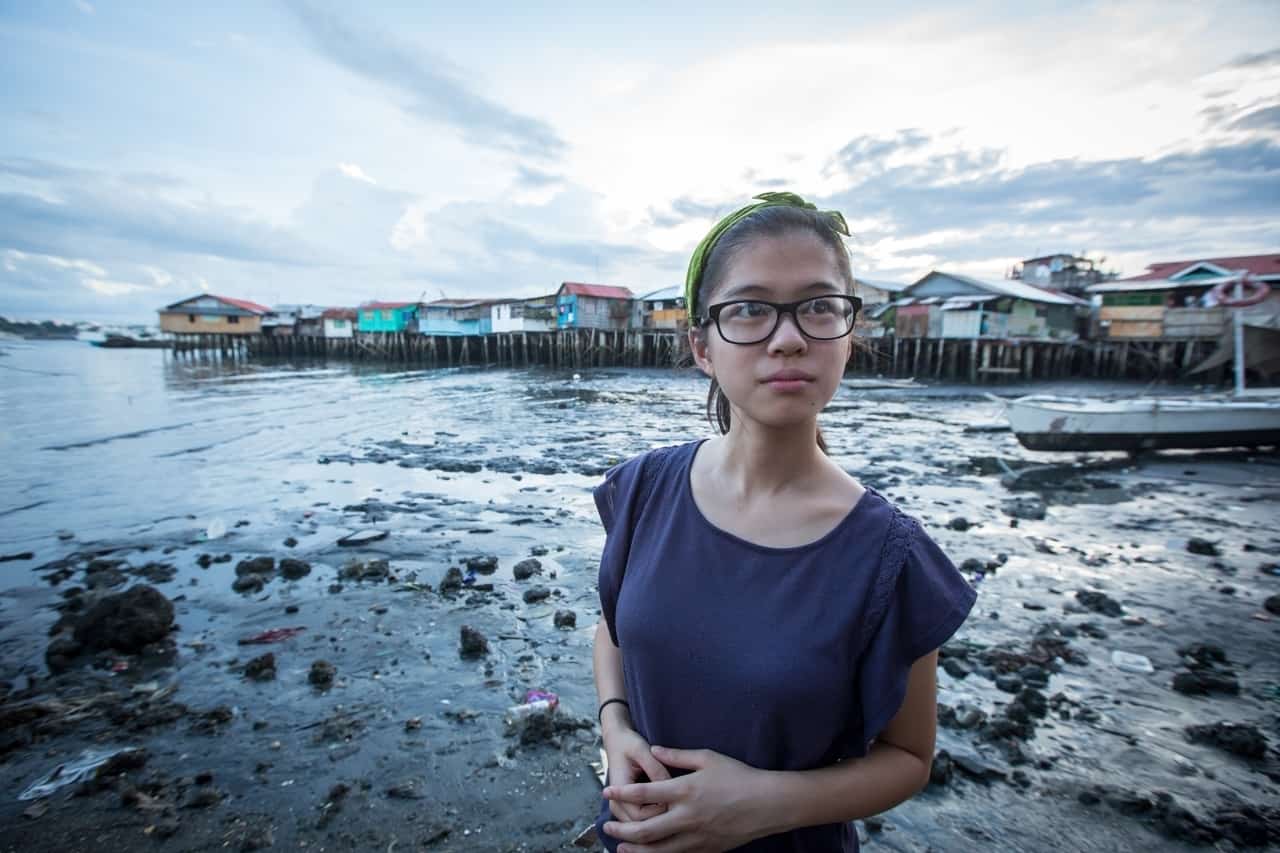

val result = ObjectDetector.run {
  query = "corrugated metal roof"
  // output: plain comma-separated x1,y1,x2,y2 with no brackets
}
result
1118,254,1280,282
1089,273,1280,293
210,295,271,314
854,277,911,293
360,301,417,310
638,285,683,302
321,308,357,319
914,271,1086,306
560,282,634,300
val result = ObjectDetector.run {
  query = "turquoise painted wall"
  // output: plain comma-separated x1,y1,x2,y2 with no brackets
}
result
358,305,417,332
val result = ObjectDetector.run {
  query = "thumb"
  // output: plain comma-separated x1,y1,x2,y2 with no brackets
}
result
651,745,707,769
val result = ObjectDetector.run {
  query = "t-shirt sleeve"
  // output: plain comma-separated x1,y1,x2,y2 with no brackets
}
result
592,452,649,647
851,519,977,754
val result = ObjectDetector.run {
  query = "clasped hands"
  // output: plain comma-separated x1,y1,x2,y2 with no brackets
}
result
603,740,772,853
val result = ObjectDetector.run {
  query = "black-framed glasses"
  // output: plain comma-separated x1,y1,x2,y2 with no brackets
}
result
702,295,862,345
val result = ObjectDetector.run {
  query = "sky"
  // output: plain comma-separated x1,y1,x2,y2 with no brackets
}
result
1,0,1278,324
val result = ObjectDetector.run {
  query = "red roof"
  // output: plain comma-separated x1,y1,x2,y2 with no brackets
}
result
1120,253,1280,281
360,301,417,310
559,282,634,300
321,307,357,319
208,295,270,314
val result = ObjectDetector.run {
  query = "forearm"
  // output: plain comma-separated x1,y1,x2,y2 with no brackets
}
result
752,742,930,835
592,618,634,736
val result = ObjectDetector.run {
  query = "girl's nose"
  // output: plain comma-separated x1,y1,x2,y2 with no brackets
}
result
767,312,807,354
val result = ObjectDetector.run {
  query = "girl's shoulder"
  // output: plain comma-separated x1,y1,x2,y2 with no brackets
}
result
593,441,698,532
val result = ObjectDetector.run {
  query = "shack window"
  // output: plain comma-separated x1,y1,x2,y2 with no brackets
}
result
188,314,196,322
382,310,392,321
332,319,345,328
228,316,240,324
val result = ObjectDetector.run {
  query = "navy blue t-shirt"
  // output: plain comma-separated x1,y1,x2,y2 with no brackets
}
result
593,440,977,852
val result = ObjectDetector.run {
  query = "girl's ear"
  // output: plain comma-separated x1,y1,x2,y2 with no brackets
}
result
689,327,714,379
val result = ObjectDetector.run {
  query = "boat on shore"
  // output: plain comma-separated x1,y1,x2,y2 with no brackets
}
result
1001,392,1280,451
999,271,1280,452
89,332,173,349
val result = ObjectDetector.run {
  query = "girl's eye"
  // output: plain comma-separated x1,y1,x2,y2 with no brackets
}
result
726,302,770,319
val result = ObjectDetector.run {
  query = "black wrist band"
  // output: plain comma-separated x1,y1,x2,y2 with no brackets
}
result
598,698,629,724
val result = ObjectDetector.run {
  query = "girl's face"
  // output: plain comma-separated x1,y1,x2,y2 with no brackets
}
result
690,230,853,433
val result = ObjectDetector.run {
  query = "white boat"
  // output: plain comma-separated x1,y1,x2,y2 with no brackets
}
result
1001,270,1280,452
1002,393,1280,451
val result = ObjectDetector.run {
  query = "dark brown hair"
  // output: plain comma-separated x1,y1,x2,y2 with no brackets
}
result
691,205,857,454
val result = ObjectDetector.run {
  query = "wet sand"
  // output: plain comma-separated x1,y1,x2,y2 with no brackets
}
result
1,358,1279,851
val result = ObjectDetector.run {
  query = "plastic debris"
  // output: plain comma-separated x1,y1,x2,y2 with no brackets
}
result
524,689,558,707
205,518,226,540
237,626,306,645
19,747,140,800
505,699,556,725
1111,650,1155,674
337,529,388,547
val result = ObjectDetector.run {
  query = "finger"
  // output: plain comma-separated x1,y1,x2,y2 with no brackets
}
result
636,802,667,820
650,745,709,770
632,746,673,783
602,778,681,805
609,799,644,823
603,810,681,846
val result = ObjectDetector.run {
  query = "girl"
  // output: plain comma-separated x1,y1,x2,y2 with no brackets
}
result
591,192,976,853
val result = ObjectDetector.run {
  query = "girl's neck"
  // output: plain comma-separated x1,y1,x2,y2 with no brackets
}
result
713,419,826,497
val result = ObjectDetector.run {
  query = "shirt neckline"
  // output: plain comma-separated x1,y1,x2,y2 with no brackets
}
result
682,437,877,555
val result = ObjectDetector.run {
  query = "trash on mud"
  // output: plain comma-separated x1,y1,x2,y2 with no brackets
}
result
238,627,306,645
1111,650,1155,674
204,518,227,540
337,529,388,547
19,746,143,800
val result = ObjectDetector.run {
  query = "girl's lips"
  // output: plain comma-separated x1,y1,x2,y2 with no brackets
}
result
764,378,813,391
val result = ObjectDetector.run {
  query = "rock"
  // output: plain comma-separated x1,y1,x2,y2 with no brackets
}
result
1265,594,1280,616
1178,643,1227,668
942,658,971,679
946,517,972,531
244,653,276,681
460,625,488,658
439,567,464,596
132,562,177,583
1075,590,1123,617
232,575,264,594
85,566,126,590
1171,670,1239,696
995,674,1023,693
279,558,311,580
465,555,499,575
45,636,82,673
340,558,390,581
337,529,388,547
523,586,551,604
530,546,548,557
72,585,175,653
308,660,336,688
948,746,1007,783
283,537,298,548
196,554,214,568
1186,538,1220,557
1002,496,1046,520
1185,722,1268,759
930,751,952,785
235,557,276,577
512,559,542,581
554,610,576,629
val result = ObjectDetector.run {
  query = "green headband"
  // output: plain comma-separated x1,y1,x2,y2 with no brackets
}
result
683,191,850,324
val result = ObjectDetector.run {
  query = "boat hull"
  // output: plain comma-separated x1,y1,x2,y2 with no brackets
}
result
1006,395,1280,451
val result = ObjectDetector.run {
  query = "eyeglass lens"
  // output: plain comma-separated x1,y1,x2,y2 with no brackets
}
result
717,296,857,343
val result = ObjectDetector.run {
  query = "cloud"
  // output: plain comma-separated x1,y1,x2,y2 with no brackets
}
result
337,162,375,184
1230,105,1280,131
1224,47,1280,70
284,1,566,160
0,158,321,267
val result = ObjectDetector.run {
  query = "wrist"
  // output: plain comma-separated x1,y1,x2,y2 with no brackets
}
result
599,703,634,739
744,769,788,838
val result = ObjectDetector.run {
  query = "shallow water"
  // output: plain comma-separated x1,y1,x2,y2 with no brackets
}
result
1,341,1278,851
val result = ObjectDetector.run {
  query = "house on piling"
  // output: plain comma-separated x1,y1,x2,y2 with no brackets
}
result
635,286,686,330
555,282,634,330
321,308,356,338
261,305,301,337
358,301,419,333
1008,253,1115,297
158,294,270,335
891,271,1086,339
1087,253,1280,340
853,277,910,337
416,299,501,336
491,295,557,333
